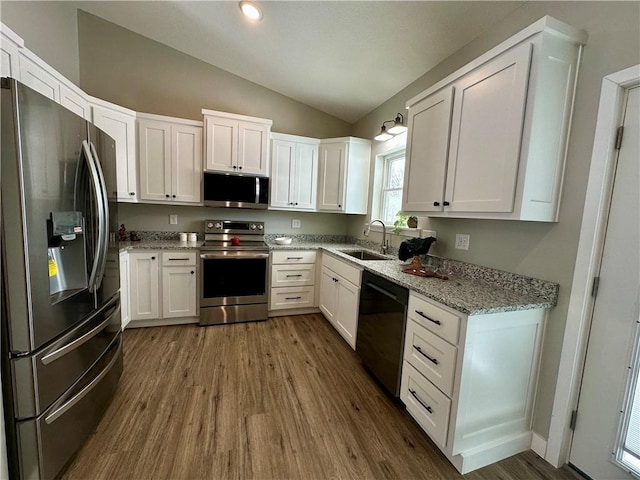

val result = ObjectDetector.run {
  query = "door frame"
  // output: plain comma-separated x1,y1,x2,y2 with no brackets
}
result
546,64,640,467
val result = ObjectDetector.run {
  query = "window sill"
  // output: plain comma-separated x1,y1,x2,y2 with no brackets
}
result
367,224,422,238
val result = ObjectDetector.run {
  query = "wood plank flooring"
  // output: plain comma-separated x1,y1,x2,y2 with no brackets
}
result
61,314,580,480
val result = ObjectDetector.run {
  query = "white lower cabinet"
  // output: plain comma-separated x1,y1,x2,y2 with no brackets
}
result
318,253,362,349
269,251,317,312
128,250,198,326
400,291,545,473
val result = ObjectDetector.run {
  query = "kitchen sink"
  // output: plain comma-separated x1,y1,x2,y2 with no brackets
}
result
340,250,389,261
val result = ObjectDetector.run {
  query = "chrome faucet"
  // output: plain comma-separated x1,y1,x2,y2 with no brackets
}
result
364,219,389,254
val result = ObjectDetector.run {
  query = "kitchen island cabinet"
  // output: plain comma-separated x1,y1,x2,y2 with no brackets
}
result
402,16,587,222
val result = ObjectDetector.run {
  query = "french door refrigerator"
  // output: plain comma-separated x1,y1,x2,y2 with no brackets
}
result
1,78,123,480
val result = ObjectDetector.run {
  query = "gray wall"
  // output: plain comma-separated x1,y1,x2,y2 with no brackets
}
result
0,1,81,84
351,1,640,438
118,203,353,237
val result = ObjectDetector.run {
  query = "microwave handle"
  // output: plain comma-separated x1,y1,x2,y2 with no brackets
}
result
255,177,260,204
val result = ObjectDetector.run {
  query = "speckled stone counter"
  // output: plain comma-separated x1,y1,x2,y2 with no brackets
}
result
118,240,203,251
266,240,558,315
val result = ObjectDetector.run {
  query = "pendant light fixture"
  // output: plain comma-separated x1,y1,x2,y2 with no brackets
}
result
374,113,407,141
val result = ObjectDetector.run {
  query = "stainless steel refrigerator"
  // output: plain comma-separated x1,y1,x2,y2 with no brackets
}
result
1,78,123,480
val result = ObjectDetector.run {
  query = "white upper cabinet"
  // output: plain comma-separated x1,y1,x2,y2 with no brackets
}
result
402,16,587,222
17,51,59,102
270,132,320,211
317,137,371,214
202,109,272,176
138,113,202,205
90,98,138,202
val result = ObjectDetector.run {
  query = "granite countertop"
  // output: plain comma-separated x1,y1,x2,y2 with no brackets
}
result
267,240,558,316
117,240,204,250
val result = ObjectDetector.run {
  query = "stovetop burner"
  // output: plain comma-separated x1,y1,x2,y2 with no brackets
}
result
201,220,269,251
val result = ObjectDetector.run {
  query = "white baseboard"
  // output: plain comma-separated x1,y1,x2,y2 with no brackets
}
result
452,431,533,474
531,432,548,458
269,307,320,317
126,316,199,329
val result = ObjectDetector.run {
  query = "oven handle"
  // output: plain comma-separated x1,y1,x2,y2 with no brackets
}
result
200,252,270,260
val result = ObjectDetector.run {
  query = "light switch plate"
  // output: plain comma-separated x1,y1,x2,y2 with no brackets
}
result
169,214,178,225
292,219,301,229
455,233,470,250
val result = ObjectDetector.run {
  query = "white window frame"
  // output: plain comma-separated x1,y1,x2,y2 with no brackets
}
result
380,151,406,224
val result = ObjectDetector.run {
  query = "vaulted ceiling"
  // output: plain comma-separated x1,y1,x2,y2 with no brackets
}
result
74,1,524,123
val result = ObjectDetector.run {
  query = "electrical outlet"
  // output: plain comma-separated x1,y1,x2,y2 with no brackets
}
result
292,219,301,229
455,234,470,250
169,214,178,225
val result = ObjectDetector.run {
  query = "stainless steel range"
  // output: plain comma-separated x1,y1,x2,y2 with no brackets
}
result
199,220,269,325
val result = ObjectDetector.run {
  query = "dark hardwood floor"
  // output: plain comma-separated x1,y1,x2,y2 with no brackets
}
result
61,314,580,480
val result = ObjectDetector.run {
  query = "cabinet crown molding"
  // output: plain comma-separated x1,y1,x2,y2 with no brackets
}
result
406,15,588,109
201,108,273,126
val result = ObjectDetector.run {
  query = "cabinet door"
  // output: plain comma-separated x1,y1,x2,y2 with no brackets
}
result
119,252,131,329
18,52,59,101
270,139,295,208
171,124,202,203
445,42,532,213
205,116,237,172
317,142,346,211
319,266,337,324
403,87,453,212
138,119,171,202
92,104,138,202
335,278,359,349
293,142,318,210
162,266,197,318
129,252,160,321
238,121,269,175
59,83,90,119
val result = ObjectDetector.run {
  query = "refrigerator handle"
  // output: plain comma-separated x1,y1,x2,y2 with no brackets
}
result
89,141,110,291
80,140,107,293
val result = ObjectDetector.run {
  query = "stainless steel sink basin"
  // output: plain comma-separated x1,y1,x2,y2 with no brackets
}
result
340,250,389,261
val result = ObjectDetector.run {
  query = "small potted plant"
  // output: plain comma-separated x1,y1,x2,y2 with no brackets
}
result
394,212,419,234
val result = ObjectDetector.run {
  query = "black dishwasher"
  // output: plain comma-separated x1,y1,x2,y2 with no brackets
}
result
356,271,409,397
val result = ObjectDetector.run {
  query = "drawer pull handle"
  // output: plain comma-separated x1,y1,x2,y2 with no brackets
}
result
415,310,441,325
168,258,190,261
285,296,302,300
415,346,439,365
285,274,303,278
409,388,433,414
287,257,303,260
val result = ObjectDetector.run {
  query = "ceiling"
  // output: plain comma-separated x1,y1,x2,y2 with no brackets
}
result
74,1,525,123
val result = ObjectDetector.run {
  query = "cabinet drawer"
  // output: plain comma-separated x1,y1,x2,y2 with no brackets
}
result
161,251,197,266
400,361,451,448
408,293,461,345
270,286,315,310
322,253,362,286
272,250,316,264
271,264,315,287
404,319,457,396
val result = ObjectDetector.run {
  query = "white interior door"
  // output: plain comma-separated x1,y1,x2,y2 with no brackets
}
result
569,86,640,480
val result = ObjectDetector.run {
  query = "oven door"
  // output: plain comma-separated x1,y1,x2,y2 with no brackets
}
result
200,251,269,307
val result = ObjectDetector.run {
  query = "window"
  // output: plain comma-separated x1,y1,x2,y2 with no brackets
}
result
380,151,405,224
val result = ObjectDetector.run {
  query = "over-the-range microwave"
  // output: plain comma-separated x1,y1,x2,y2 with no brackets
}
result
203,171,269,209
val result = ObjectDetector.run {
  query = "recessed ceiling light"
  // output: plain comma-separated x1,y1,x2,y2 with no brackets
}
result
239,1,263,22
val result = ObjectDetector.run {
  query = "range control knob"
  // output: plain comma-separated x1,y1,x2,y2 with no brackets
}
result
257,224,263,230
250,224,257,230
214,222,222,229
206,222,214,229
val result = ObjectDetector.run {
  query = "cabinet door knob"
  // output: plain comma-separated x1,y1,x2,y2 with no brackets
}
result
433,201,440,207
238,166,243,170
233,165,237,169
443,201,450,206
172,194,176,198
130,192,135,196
151,256,156,260
165,194,170,198
295,203,298,206
338,204,342,208
191,271,194,274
